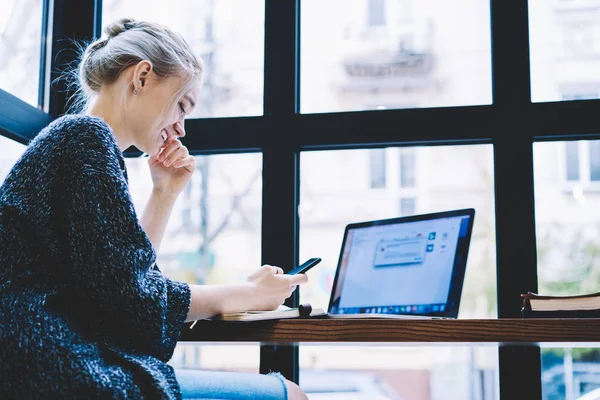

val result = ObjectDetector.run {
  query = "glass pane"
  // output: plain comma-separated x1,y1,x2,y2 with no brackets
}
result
542,347,600,400
126,153,262,372
301,0,492,114
299,146,497,399
529,1,600,102
0,136,27,184
0,0,43,106
102,0,264,118
535,140,600,295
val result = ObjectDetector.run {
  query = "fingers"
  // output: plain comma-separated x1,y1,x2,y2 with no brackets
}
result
173,155,196,172
288,273,308,285
266,265,284,275
158,139,181,161
163,145,189,167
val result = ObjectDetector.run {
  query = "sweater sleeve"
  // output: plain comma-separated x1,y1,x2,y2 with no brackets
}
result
61,120,191,362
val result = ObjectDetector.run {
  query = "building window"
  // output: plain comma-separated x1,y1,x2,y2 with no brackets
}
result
565,141,580,181
564,141,600,184
399,197,416,216
369,148,387,188
367,0,386,27
399,147,416,187
590,141,600,181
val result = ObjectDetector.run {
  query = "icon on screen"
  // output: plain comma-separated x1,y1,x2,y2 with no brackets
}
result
428,232,436,240
426,244,434,252
440,305,446,312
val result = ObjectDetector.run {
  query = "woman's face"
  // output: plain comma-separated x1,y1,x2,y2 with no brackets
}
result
125,62,199,156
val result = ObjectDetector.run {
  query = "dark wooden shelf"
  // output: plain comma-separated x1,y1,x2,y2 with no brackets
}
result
180,318,600,344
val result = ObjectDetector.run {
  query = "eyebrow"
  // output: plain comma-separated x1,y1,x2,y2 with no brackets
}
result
183,95,196,111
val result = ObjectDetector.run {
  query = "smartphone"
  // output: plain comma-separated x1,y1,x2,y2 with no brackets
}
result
287,257,322,275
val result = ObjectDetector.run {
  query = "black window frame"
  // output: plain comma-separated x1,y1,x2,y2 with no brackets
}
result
2,0,600,398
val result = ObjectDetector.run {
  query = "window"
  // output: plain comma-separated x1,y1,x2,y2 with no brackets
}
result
561,141,600,187
529,0,600,102
399,147,416,187
535,140,600,295
367,0,386,27
299,145,497,399
541,347,600,400
102,0,265,118
566,141,580,181
126,153,262,372
0,136,27,185
369,148,386,188
300,0,492,113
0,0,44,106
399,196,416,216
535,141,600,399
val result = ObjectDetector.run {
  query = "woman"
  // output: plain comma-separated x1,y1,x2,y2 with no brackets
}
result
0,18,309,400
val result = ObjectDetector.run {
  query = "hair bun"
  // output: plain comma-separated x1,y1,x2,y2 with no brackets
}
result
104,18,137,38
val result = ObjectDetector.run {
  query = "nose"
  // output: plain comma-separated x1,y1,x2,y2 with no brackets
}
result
176,121,186,138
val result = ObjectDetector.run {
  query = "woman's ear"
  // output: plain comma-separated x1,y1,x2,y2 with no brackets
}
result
132,60,153,92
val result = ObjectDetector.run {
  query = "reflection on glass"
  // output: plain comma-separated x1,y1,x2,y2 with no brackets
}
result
299,146,497,399
126,153,262,372
103,0,264,118
0,136,27,184
0,0,43,106
529,0,600,102
301,0,492,113
541,347,600,400
534,141,600,296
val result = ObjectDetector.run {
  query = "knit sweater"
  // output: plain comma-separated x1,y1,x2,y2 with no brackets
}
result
0,114,192,399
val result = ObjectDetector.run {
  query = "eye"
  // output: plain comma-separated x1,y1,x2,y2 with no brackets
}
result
178,102,186,114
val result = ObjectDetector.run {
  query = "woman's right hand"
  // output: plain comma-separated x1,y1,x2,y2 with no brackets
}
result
245,265,309,311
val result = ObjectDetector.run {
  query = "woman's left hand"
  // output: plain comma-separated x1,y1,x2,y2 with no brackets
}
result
148,122,195,199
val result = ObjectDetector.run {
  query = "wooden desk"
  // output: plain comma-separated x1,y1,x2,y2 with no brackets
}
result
180,318,600,344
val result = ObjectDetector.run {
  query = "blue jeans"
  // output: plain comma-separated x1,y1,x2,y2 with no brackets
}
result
174,369,288,400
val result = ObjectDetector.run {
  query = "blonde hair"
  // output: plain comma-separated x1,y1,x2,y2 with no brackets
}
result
67,18,203,112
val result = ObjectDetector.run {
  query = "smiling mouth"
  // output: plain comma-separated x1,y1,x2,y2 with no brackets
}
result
161,129,169,144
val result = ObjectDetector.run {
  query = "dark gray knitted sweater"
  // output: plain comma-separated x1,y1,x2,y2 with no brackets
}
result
0,114,192,399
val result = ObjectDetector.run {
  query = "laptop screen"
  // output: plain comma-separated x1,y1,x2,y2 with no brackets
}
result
328,209,474,318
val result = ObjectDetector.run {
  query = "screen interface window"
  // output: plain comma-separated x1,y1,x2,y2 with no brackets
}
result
330,216,470,315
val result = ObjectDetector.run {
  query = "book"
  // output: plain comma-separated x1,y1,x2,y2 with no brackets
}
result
211,304,327,322
521,292,600,318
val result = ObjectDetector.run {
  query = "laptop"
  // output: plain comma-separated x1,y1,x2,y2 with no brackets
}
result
327,208,475,319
